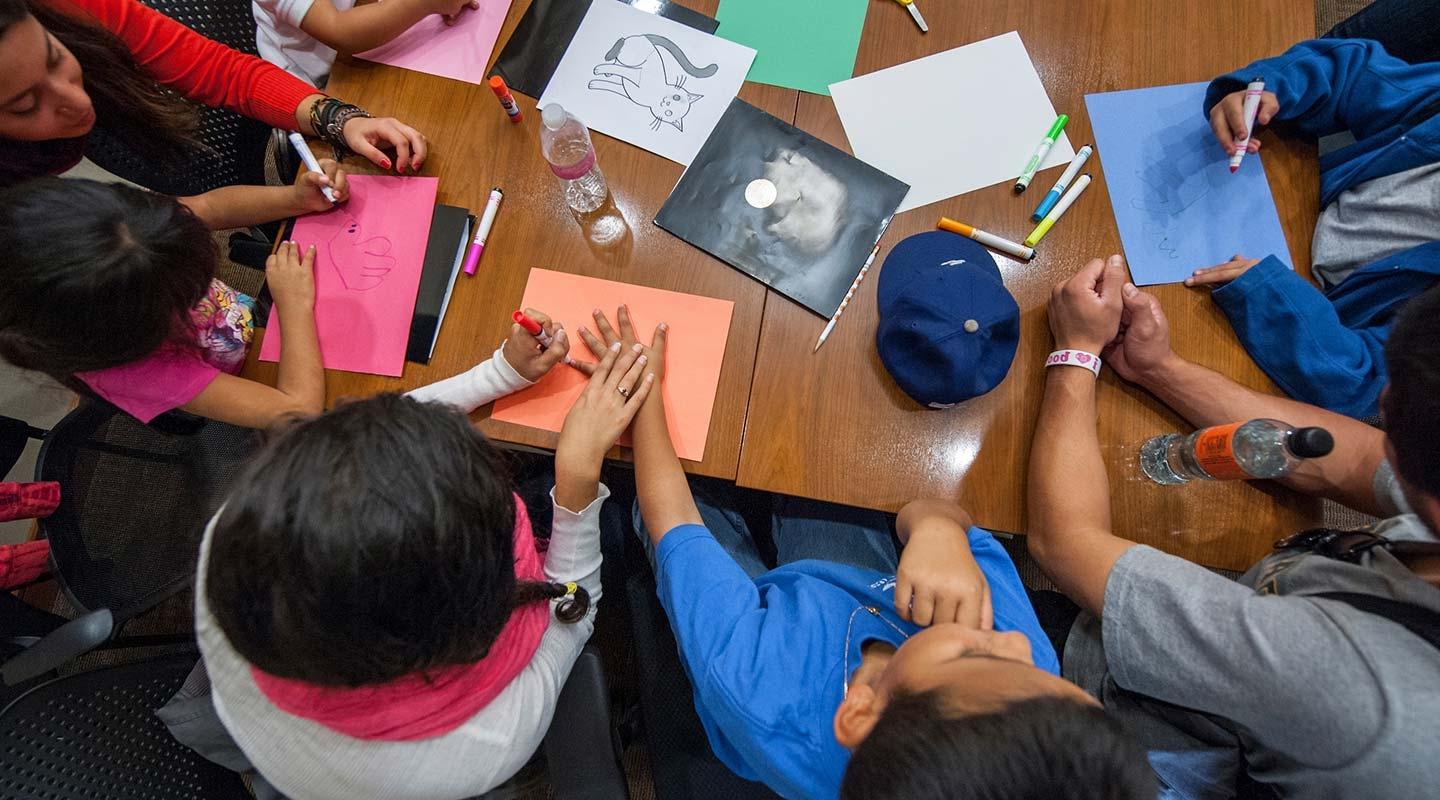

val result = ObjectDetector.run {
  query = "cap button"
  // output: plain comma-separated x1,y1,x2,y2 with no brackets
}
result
963,319,980,333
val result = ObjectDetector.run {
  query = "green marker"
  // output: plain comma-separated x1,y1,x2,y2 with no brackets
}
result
1014,114,1069,193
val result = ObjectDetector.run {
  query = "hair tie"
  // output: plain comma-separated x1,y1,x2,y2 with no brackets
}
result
563,582,578,597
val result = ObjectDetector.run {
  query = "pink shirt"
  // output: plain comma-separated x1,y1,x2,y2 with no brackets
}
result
78,279,256,422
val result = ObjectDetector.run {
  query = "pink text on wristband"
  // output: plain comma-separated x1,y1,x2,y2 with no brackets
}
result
1045,349,1102,377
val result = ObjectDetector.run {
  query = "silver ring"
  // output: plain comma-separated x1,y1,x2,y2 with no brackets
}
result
617,386,630,398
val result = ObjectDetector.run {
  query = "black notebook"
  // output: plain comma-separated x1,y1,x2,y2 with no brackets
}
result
491,0,719,98
655,99,910,318
406,205,473,364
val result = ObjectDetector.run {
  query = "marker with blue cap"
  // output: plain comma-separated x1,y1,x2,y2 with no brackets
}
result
1031,145,1092,222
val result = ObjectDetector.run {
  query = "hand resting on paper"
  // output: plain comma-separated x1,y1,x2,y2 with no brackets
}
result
292,158,350,212
1184,254,1261,287
1209,89,1278,156
502,307,571,382
553,338,657,510
427,0,479,25
266,240,317,312
571,306,669,385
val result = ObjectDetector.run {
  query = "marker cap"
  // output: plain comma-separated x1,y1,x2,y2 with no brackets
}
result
1031,189,1062,222
489,76,511,96
512,310,543,336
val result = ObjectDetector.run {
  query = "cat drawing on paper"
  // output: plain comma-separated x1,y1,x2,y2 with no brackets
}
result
326,213,395,291
588,34,715,132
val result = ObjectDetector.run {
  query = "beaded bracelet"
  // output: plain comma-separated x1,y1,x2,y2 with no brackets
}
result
307,98,372,160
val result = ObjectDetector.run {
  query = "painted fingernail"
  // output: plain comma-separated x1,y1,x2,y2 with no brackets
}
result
610,342,621,352
637,355,648,364
380,158,392,169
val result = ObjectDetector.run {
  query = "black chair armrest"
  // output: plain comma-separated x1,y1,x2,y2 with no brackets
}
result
1,608,113,686
544,645,629,800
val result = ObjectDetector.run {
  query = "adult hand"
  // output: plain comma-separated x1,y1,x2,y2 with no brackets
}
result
1048,254,1128,354
502,308,571,382
1184,255,1260,287
292,157,349,213
428,0,478,24
1104,282,1176,385
342,116,428,174
266,241,316,311
1208,89,1278,155
573,306,668,384
895,505,992,630
556,341,657,470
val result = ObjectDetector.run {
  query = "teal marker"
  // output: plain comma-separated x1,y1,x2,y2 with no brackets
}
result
1014,114,1069,193
1031,144,1093,221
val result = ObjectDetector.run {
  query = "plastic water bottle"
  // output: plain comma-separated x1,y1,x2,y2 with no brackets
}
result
540,103,609,213
1139,419,1334,485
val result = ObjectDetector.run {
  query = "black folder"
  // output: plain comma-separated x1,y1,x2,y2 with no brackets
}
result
406,204,473,364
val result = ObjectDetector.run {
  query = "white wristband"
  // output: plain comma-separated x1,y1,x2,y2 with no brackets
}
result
1045,349,1102,377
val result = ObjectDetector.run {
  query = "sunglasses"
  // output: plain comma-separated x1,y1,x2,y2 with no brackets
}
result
1273,527,1392,564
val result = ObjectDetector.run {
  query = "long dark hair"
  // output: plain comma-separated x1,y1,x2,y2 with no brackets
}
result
0,0,197,185
0,177,214,389
206,394,591,688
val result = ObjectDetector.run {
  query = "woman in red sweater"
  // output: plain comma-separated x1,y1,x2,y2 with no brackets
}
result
0,0,427,186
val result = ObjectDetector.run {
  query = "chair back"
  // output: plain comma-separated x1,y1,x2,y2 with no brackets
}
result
0,653,250,799
84,0,274,195
35,402,258,622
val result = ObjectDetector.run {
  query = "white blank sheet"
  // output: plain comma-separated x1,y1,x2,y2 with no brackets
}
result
830,31,1074,212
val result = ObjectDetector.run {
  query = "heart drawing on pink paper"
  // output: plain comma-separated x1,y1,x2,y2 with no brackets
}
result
326,213,396,291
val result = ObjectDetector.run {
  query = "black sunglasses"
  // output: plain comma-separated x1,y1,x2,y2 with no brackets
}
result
1273,528,1392,564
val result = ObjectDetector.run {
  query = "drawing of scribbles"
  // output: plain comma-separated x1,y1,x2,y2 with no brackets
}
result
326,213,396,291
1128,117,1215,259
589,34,714,132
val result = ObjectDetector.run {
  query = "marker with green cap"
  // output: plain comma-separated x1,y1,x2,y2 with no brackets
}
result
1014,114,1069,193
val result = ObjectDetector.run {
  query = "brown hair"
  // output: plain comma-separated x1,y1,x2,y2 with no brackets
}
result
0,0,197,186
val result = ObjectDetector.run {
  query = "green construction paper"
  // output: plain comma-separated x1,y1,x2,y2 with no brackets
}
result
715,0,869,96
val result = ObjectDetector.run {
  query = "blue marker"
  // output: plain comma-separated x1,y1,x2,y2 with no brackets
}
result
1031,145,1093,222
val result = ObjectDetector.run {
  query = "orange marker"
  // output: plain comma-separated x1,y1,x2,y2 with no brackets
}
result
490,76,522,123
937,217,1035,261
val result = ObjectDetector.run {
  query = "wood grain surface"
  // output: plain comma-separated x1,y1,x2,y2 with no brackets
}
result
242,0,1322,570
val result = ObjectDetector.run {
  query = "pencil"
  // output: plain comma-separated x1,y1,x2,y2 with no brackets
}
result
815,244,881,353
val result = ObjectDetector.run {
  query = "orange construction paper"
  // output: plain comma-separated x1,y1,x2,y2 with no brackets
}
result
490,269,734,462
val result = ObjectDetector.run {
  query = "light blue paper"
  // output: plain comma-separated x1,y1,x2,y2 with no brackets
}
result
1085,82,1292,286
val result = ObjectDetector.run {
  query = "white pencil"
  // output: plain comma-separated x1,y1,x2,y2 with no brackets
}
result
815,244,880,353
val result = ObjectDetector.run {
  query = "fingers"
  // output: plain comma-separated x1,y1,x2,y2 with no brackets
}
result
617,304,636,342
1257,92,1279,126
604,344,644,394
980,583,994,631
910,590,936,627
396,122,427,172
566,355,598,376
615,345,649,397
576,325,608,360
1184,259,1252,286
349,137,393,172
300,242,316,270
895,577,913,622
1209,104,1236,153
389,129,413,175
592,308,621,345
1099,254,1127,307
583,341,621,395
622,372,657,413
525,307,556,339
1121,284,1163,335
1223,99,1252,152
650,320,669,353
536,327,570,371
324,160,349,202
1071,257,1106,293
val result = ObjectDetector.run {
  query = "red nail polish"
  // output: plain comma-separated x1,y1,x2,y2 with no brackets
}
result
381,158,392,169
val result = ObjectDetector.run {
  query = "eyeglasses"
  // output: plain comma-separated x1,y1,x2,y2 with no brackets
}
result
1273,528,1391,564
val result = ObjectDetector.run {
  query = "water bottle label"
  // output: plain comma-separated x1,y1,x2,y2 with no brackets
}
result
550,148,596,181
1194,422,1250,480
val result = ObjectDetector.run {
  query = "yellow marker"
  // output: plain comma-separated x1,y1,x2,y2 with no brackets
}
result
893,0,927,32
1023,173,1092,248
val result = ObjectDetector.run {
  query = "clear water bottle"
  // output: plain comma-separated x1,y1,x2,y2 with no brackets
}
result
540,103,609,213
1139,418,1334,485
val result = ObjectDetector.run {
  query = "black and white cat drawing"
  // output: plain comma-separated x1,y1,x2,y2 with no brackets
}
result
588,34,717,132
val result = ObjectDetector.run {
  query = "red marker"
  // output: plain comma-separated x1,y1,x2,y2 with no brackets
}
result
490,76,523,123
512,310,553,348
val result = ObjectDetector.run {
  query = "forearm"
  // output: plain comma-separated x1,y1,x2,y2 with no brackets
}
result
273,302,325,415
301,0,435,54
1136,355,1386,514
178,186,309,230
1027,368,1135,615
632,394,701,546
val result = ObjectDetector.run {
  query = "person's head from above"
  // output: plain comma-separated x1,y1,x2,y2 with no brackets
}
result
0,177,215,387
1382,283,1440,534
205,394,588,687
0,0,194,183
836,624,1156,800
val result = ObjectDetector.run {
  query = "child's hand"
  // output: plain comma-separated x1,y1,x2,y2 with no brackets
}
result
502,308,571,382
292,158,349,213
574,306,668,385
266,241,317,311
895,502,992,629
556,341,656,473
428,0,478,25
1208,89,1278,155
1184,254,1259,287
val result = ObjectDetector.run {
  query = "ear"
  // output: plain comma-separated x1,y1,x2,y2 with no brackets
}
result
687,91,703,102
833,684,884,750
669,118,683,132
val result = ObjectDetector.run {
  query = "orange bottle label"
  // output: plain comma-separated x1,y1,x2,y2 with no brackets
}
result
1193,422,1252,480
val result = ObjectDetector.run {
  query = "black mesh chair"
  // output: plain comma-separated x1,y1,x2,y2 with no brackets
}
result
1,401,259,687
0,653,250,799
84,0,297,197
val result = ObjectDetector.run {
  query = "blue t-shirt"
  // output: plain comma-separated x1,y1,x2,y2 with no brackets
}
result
654,524,1059,800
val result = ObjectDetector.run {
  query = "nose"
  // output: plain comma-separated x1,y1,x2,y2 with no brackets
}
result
52,79,93,120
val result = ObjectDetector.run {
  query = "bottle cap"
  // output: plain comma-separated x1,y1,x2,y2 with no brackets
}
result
541,104,567,131
1287,427,1335,459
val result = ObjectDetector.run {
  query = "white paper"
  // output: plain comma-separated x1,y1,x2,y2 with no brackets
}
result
830,31,1075,212
538,0,756,166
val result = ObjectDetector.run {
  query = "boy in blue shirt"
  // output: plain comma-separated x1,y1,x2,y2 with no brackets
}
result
1185,38,1440,419
572,309,1155,800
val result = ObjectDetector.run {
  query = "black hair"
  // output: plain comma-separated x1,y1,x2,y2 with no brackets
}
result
205,394,590,688
0,177,213,392
0,0,197,186
1382,283,1440,499
841,692,1157,800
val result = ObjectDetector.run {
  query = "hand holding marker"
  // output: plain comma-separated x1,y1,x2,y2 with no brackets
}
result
288,133,336,204
1230,78,1265,173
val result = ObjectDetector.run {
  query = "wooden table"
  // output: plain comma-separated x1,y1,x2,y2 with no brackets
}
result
245,0,1322,571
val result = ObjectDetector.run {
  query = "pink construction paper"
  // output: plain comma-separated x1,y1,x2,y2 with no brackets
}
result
354,0,513,86
259,175,439,377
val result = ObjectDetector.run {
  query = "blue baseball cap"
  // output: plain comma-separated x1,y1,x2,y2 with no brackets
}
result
875,231,1020,408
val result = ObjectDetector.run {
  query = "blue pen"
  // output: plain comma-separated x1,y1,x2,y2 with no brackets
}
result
1031,145,1093,222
